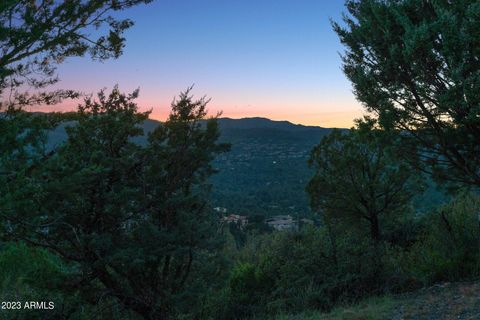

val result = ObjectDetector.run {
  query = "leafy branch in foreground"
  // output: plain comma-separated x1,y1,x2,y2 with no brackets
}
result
0,0,152,101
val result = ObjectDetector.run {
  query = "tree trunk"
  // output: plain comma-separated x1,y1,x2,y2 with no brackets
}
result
369,212,381,244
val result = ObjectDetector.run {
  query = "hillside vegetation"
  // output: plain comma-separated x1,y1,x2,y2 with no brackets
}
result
46,116,330,217
1,0,480,319
45,117,446,219
278,281,480,320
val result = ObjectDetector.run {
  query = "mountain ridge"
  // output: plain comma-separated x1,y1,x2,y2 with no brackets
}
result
41,114,332,217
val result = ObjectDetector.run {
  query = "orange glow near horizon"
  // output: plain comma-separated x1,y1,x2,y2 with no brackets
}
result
28,94,363,129
25,0,366,130
27,102,363,128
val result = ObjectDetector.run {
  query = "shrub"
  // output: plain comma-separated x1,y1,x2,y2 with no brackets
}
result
407,193,480,283
222,262,271,319
221,226,385,317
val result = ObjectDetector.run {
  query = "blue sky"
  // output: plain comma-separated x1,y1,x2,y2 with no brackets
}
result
48,0,363,127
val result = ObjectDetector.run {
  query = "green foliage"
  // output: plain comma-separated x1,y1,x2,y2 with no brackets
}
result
307,118,422,243
380,193,480,292
210,121,329,218
1,87,229,319
228,223,248,249
215,195,480,319
0,242,141,319
334,0,480,186
217,227,383,318
225,263,271,319
45,117,331,219
0,242,62,294
44,117,447,220
0,242,71,319
212,191,480,319
408,193,480,283
0,0,151,102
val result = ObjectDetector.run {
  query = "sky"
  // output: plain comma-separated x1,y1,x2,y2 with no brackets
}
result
44,0,364,128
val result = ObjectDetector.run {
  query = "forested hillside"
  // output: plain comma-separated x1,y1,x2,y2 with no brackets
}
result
46,116,331,217
204,118,331,217
47,117,446,218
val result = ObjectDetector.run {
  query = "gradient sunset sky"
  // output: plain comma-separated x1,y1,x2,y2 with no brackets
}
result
45,0,364,128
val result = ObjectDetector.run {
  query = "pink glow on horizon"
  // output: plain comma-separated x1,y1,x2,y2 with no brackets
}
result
29,97,362,128
22,1,366,129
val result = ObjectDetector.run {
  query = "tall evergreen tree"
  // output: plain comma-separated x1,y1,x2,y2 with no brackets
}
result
334,0,480,186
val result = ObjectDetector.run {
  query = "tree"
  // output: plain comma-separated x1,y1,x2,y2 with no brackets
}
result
1,87,229,319
306,119,420,244
334,0,480,186
0,0,151,105
0,0,152,219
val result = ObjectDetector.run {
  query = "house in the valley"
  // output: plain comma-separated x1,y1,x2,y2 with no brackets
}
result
265,215,296,231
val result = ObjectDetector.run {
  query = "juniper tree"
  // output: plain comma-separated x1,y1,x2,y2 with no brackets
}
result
307,118,420,244
0,0,151,104
334,0,480,186
1,88,229,319
0,0,152,218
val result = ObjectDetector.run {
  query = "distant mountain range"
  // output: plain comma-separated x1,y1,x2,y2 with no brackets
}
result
216,117,325,131
46,116,332,217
